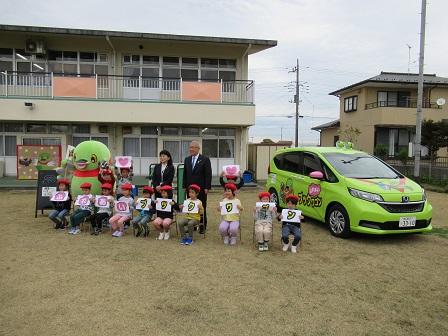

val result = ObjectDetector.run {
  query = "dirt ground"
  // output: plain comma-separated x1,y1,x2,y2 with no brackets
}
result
0,189,447,336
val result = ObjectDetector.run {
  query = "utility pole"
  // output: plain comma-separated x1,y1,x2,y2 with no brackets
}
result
289,59,300,147
414,0,427,178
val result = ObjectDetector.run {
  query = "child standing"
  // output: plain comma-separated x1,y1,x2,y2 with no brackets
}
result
110,183,134,237
69,182,94,235
278,194,304,253
49,178,72,230
254,191,276,251
178,184,203,245
132,186,155,237
218,183,243,246
153,185,179,240
116,167,132,199
219,171,244,190
91,183,114,235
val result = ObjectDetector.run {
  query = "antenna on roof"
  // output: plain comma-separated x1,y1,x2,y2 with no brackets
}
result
406,44,412,74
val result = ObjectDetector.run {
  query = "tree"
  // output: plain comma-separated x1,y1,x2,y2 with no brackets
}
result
421,119,445,162
337,126,361,144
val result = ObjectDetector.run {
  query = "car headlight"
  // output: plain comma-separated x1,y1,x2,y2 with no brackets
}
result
422,189,426,201
348,188,384,202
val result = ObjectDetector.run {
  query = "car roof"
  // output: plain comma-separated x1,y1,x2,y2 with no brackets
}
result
273,146,367,156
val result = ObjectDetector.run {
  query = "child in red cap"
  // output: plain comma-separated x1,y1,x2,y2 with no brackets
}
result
178,184,204,245
218,183,243,245
278,194,304,253
153,185,179,240
109,183,134,237
219,171,244,190
131,186,155,237
49,178,72,230
69,182,94,235
91,182,114,235
116,167,132,199
253,191,277,251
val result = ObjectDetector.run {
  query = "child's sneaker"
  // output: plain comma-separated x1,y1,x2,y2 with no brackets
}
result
263,241,269,251
282,242,290,252
112,230,119,237
230,237,237,246
68,227,75,234
164,231,170,240
115,231,123,237
291,245,297,253
72,228,80,235
158,232,165,240
258,243,264,251
223,236,230,245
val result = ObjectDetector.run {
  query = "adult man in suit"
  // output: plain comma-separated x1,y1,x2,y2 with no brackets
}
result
183,140,212,233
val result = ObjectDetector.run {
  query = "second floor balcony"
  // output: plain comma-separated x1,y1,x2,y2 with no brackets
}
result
365,98,441,110
0,71,254,105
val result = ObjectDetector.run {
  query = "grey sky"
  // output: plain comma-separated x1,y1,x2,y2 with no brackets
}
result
2,0,447,144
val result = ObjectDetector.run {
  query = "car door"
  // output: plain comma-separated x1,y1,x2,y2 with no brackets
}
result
301,152,325,220
273,151,302,208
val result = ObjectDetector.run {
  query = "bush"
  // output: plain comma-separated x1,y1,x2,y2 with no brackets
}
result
397,148,409,165
374,144,388,158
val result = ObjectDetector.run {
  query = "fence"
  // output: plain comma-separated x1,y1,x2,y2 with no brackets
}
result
385,157,448,181
0,71,255,104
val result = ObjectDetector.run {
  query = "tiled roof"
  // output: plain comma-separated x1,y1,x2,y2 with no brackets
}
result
329,71,448,96
311,119,340,131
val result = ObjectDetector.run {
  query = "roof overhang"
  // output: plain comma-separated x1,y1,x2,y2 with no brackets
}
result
0,24,277,55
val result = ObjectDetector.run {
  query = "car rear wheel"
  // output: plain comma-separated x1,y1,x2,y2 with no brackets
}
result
327,204,351,238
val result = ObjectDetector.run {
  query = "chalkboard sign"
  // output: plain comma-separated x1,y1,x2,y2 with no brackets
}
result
35,169,58,218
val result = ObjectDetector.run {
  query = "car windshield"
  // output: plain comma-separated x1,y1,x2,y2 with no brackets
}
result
322,152,401,179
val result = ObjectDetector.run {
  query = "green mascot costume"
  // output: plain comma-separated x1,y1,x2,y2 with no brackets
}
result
71,140,111,197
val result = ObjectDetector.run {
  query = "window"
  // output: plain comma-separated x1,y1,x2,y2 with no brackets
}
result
47,50,109,76
122,126,133,135
123,137,140,157
344,96,358,112
321,161,338,183
303,152,322,176
72,124,90,134
181,128,200,136
72,136,89,146
377,91,410,107
201,128,219,136
123,137,157,157
200,58,236,82
98,125,108,134
26,124,47,133
161,127,179,135
141,138,157,157
4,123,23,133
50,124,69,133
0,135,3,156
219,139,234,158
282,152,303,174
90,136,108,146
5,135,17,156
141,126,158,135
22,138,41,145
202,139,218,158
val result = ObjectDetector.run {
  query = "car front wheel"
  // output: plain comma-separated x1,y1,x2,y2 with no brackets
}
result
327,204,351,238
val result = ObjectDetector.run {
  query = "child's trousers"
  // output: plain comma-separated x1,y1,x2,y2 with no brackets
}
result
177,217,198,238
70,209,91,227
219,220,239,238
281,223,301,246
255,220,273,242
49,209,69,225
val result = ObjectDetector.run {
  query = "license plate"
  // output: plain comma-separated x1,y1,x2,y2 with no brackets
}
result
399,217,416,228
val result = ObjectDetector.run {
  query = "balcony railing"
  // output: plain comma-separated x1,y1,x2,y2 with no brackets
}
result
0,71,255,104
365,98,441,110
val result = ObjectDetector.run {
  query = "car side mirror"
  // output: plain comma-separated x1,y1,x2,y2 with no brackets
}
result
309,171,324,180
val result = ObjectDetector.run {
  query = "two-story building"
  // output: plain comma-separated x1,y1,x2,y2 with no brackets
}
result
0,24,276,177
313,72,448,156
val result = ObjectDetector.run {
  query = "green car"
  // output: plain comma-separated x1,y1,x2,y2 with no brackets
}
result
266,144,432,238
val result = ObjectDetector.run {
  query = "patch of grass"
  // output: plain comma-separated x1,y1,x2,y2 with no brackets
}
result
426,227,448,238
0,189,447,335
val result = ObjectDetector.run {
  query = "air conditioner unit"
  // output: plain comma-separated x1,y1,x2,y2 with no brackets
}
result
25,39,46,55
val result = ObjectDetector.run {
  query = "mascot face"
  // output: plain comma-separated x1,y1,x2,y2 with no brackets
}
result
73,141,110,171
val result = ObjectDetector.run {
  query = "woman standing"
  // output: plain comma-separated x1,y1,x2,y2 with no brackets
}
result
152,149,175,199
